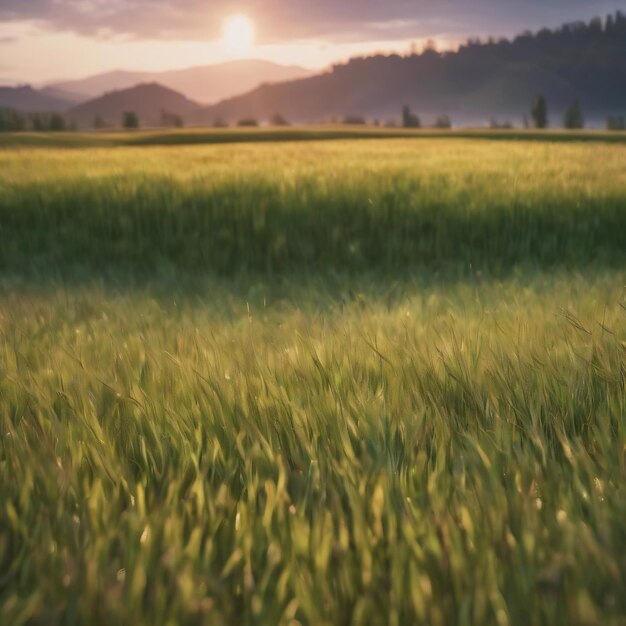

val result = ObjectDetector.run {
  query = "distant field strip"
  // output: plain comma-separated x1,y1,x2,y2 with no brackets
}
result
1,127,626,149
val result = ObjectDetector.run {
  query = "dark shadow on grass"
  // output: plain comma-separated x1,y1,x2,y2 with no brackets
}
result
1,184,625,283
1,264,624,320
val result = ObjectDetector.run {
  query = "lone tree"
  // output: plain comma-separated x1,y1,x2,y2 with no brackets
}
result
607,115,625,131
434,114,452,129
49,113,66,132
563,101,584,129
490,118,513,130
531,95,548,129
122,111,139,129
402,105,420,128
270,113,289,126
342,115,366,125
160,110,184,128
237,118,259,127
32,114,45,132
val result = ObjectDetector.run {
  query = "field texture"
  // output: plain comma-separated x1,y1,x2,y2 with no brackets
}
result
1,136,625,625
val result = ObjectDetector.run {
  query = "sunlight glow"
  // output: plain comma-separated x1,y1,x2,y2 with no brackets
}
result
222,14,255,53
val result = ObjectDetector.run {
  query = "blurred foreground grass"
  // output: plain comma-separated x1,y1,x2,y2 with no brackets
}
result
0,136,625,625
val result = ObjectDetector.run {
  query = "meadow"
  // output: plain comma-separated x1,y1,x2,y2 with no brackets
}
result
0,133,625,625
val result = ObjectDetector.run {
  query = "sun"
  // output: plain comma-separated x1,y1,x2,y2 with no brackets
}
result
222,14,255,52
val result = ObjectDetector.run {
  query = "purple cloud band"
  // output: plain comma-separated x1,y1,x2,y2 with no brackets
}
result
0,0,624,41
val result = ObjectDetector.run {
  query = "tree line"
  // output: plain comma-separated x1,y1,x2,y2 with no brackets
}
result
0,110,73,132
0,109,187,132
396,97,621,131
2,103,625,132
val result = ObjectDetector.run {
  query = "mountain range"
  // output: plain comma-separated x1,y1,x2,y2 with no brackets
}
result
46,59,313,104
2,14,625,129
0,85,70,112
191,13,626,126
0,60,312,116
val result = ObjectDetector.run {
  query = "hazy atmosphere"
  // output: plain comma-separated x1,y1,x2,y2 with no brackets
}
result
1,0,625,81
1,2,626,626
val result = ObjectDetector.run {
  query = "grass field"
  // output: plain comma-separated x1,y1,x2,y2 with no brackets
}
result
1,133,625,625
2,126,626,149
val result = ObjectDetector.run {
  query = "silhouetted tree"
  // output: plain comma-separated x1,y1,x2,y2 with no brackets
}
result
0,109,12,131
434,114,451,129
589,17,603,34
49,113,66,132
606,14,616,32
531,95,548,129
32,114,45,131
0,110,70,132
2,109,27,131
122,111,139,129
402,106,420,128
237,118,259,127
160,110,184,128
490,118,513,129
93,115,107,129
423,39,438,54
343,115,366,125
606,115,625,130
270,113,289,126
563,101,584,129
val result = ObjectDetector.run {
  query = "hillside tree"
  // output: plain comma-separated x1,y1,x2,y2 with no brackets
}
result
563,101,584,129
606,115,625,130
160,110,184,128
270,113,289,126
402,106,420,128
32,114,45,131
343,115,367,125
434,114,452,129
531,95,548,129
49,113,66,132
122,111,139,129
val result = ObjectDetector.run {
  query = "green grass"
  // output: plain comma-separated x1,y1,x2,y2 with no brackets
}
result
1,135,625,625
1,139,625,277
1,126,626,149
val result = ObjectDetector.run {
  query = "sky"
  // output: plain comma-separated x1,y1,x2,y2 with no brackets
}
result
1,0,625,84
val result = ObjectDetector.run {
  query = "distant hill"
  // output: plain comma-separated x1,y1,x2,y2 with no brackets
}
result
190,13,626,127
48,60,313,104
0,85,72,112
68,83,200,128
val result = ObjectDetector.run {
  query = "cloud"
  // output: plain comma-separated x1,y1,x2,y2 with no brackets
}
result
0,0,625,42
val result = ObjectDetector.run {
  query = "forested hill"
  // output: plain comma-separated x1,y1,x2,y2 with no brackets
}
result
68,83,200,128
190,13,626,126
